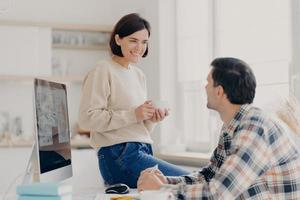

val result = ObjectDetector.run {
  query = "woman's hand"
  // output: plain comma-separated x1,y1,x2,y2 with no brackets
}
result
135,101,155,122
149,108,169,123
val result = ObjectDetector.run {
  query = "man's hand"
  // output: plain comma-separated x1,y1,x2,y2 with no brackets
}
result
137,168,168,192
135,101,155,122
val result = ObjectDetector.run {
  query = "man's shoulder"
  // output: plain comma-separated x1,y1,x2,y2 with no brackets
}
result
237,105,281,135
243,106,268,122
236,106,270,133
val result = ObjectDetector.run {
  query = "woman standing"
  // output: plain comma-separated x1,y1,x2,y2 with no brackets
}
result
78,13,188,188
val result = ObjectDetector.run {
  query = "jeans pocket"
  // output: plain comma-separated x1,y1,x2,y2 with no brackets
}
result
110,142,129,161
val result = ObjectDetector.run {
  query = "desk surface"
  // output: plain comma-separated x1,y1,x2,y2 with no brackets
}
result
2,188,170,200
0,188,139,200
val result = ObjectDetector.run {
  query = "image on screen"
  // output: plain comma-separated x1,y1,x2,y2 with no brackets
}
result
34,79,72,174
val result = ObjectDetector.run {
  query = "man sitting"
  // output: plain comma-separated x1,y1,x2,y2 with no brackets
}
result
137,57,300,199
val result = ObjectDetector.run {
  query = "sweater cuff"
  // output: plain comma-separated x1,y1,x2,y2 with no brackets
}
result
144,120,157,132
128,108,138,123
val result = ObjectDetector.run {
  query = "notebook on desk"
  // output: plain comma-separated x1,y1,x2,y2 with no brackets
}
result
94,190,140,200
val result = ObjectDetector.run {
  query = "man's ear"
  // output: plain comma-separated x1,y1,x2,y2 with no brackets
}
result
217,86,228,100
217,85,228,100
115,34,121,46
217,85,224,97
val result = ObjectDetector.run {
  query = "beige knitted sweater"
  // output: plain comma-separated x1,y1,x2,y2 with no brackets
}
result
78,58,155,149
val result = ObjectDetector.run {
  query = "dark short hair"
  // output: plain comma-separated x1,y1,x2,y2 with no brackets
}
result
210,57,256,104
109,13,151,57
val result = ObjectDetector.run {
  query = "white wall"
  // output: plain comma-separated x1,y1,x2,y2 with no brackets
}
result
0,0,113,25
214,0,291,108
291,0,300,100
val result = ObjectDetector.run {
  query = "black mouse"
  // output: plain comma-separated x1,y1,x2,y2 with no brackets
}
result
105,183,130,194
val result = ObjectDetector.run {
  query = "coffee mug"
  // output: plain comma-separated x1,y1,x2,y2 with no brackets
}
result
140,190,174,200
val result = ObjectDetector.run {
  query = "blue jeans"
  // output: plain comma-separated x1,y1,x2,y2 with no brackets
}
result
97,142,189,188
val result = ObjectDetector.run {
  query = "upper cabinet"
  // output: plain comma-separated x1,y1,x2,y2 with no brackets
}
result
0,20,112,82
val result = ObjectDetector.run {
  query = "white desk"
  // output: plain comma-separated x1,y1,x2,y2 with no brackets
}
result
2,188,168,200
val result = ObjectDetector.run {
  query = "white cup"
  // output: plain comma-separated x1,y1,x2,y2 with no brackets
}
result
140,190,174,200
152,100,169,111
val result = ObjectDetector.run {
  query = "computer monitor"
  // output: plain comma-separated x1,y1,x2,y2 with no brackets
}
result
23,78,73,183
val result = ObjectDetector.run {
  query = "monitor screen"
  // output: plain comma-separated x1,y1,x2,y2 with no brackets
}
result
34,79,72,181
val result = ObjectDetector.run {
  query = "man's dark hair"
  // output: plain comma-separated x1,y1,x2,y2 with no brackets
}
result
109,13,151,57
210,57,256,104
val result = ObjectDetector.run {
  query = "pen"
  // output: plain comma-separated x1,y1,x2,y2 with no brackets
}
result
150,164,158,173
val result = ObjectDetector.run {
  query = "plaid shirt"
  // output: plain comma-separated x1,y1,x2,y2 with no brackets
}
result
163,104,300,199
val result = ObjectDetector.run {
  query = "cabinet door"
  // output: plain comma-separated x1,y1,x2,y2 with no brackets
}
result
0,25,51,76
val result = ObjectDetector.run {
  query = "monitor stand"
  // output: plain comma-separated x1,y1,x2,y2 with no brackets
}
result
22,143,39,184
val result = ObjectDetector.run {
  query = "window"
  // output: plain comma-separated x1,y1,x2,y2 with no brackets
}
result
158,0,292,154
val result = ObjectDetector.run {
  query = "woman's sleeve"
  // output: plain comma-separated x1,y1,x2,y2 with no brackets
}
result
144,120,156,132
78,67,137,133
140,70,157,133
